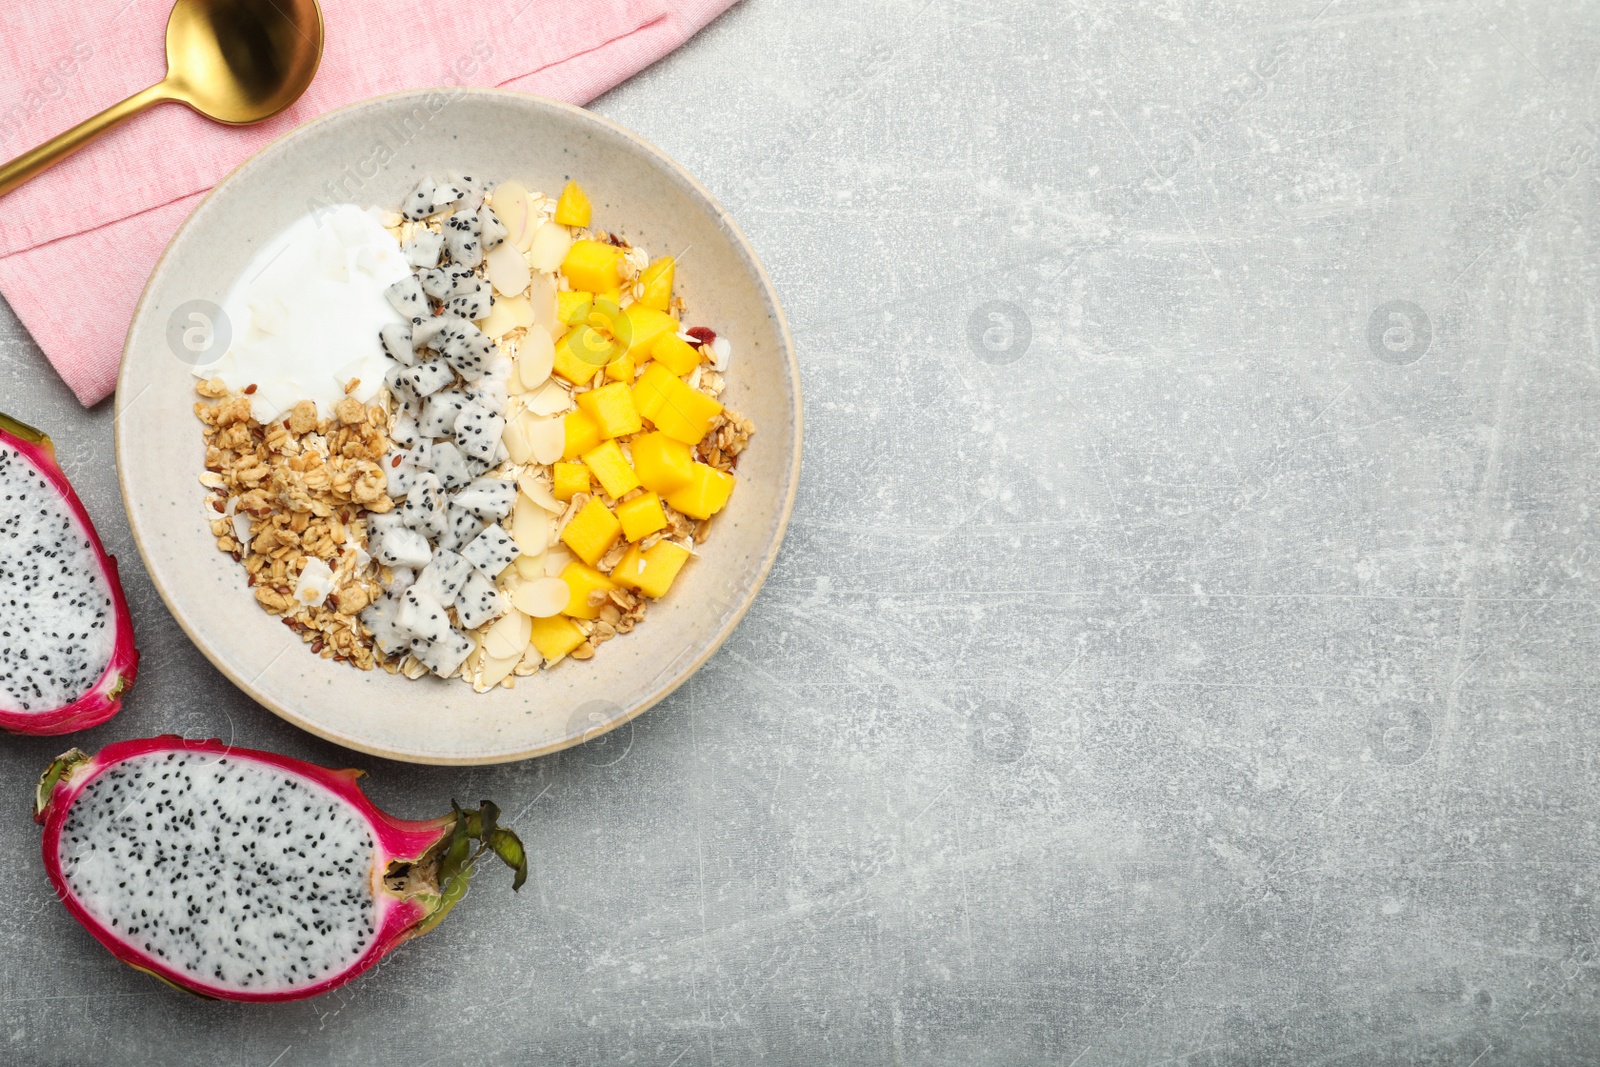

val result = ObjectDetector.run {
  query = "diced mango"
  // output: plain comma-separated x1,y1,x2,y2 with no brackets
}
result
552,325,615,385
559,497,622,566
562,408,604,460
581,439,641,499
558,560,617,620
615,491,668,542
603,352,634,383
620,305,679,362
596,287,624,306
629,431,695,494
632,363,723,444
554,180,592,228
575,381,643,439
561,240,623,294
650,332,702,376
552,461,589,501
638,256,675,312
529,614,586,663
556,290,593,326
612,540,692,599
664,463,735,520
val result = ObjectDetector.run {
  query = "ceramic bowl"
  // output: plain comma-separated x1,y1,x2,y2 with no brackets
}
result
116,90,800,764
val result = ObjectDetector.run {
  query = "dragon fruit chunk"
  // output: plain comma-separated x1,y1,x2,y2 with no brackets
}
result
453,477,517,521
452,401,506,462
454,568,505,631
407,360,457,400
418,390,469,438
478,206,508,251
428,441,473,490
439,321,493,381
399,473,447,540
430,181,467,213
372,524,431,570
412,316,449,353
384,276,429,322
414,550,471,608
444,277,492,322
35,738,526,1002
402,177,437,221
443,211,484,269
461,523,517,579
358,591,410,658
0,414,138,735
417,267,454,300
411,628,474,678
438,505,486,553
379,324,417,366
402,229,444,269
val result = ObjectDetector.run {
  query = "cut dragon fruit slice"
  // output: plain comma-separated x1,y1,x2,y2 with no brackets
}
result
417,267,454,300
439,321,493,381
406,360,456,400
411,628,474,678
399,473,447,540
35,738,526,1002
358,591,410,658
402,177,437,221
379,324,416,366
413,549,471,608
438,504,486,553
461,523,517,578
444,277,491,321
412,316,449,353
452,477,517,521
443,211,484,269
453,401,506,461
384,276,428,322
402,229,444,269
428,441,472,490
0,414,139,735
418,390,469,438
478,206,508,251
454,568,505,631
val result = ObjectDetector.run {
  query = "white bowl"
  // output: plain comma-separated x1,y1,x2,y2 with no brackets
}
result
116,90,801,765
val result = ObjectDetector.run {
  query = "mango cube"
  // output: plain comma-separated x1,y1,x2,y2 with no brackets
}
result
559,497,622,566
556,290,593,326
552,325,614,385
615,491,668,542
664,463,735,520
638,257,675,312
561,240,623,294
562,408,604,460
575,381,643,439
581,439,641,499
650,332,702,377
629,431,695,494
558,560,616,620
553,180,592,228
620,305,679,362
529,614,587,663
612,540,692,599
632,363,723,444
603,352,635,383
552,461,589,501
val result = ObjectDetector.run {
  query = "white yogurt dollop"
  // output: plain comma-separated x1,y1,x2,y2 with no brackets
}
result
194,204,410,424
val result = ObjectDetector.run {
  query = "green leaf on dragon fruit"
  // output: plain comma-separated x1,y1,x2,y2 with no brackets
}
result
488,828,527,891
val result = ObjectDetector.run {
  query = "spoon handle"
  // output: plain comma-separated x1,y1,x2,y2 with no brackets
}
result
0,83,169,199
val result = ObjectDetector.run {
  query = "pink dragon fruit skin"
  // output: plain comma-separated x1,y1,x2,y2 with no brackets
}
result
0,413,138,735
35,736,525,1002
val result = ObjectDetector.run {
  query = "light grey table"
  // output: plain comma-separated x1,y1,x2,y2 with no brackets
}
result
3,0,1598,1062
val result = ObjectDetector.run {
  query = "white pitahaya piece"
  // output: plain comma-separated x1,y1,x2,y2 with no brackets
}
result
408,436,435,472
35,738,526,1002
438,504,486,553
402,177,438,221
379,324,416,366
444,277,491,321
398,473,446,540
412,316,449,353
416,267,454,300
389,412,420,449
411,628,475,677
418,390,469,438
371,523,431,570
402,229,444,269
439,321,493,381
384,276,428,322
454,568,505,631
463,442,508,479
461,523,517,579
452,401,506,461
413,549,471,608
478,206,508,251
431,180,467,213
406,360,456,400
452,477,517,521
428,441,472,490
0,415,138,735
383,452,419,499
443,211,484,269
359,590,410,657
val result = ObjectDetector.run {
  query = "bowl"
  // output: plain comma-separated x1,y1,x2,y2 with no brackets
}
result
116,90,801,765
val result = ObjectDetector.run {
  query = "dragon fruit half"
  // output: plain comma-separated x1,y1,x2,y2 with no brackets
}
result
35,737,526,1002
0,414,138,734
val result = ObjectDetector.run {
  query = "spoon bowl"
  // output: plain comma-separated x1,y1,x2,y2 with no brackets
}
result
0,0,323,198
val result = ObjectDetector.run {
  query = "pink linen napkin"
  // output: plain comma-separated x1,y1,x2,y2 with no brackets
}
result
0,0,735,406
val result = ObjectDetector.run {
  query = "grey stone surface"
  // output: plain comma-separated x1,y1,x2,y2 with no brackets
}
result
2,0,1598,1062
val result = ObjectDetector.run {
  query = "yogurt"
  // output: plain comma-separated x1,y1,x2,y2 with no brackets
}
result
194,204,411,424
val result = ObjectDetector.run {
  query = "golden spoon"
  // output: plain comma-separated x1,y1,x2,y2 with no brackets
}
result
0,0,323,199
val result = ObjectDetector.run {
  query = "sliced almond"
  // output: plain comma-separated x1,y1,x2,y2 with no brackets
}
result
542,546,574,577
527,273,558,336
525,379,573,416
484,608,532,660
487,242,531,297
528,221,572,274
526,415,565,465
480,293,533,339
503,411,535,465
512,492,552,556
512,576,571,618
517,329,555,392
480,651,521,688
491,181,535,252
517,472,563,513
514,553,545,580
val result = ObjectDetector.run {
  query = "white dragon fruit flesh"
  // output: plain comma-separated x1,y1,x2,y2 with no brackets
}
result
413,549,471,608
454,568,505,631
402,229,444,269
443,211,484,269
452,476,516,521
444,277,492,321
378,323,416,366
418,390,469,438
452,401,506,462
383,276,428,322
461,523,517,578
0,414,138,735
438,320,493,381
36,738,525,1002
401,177,437,221
428,441,473,490
438,505,486,553
478,206,508,251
